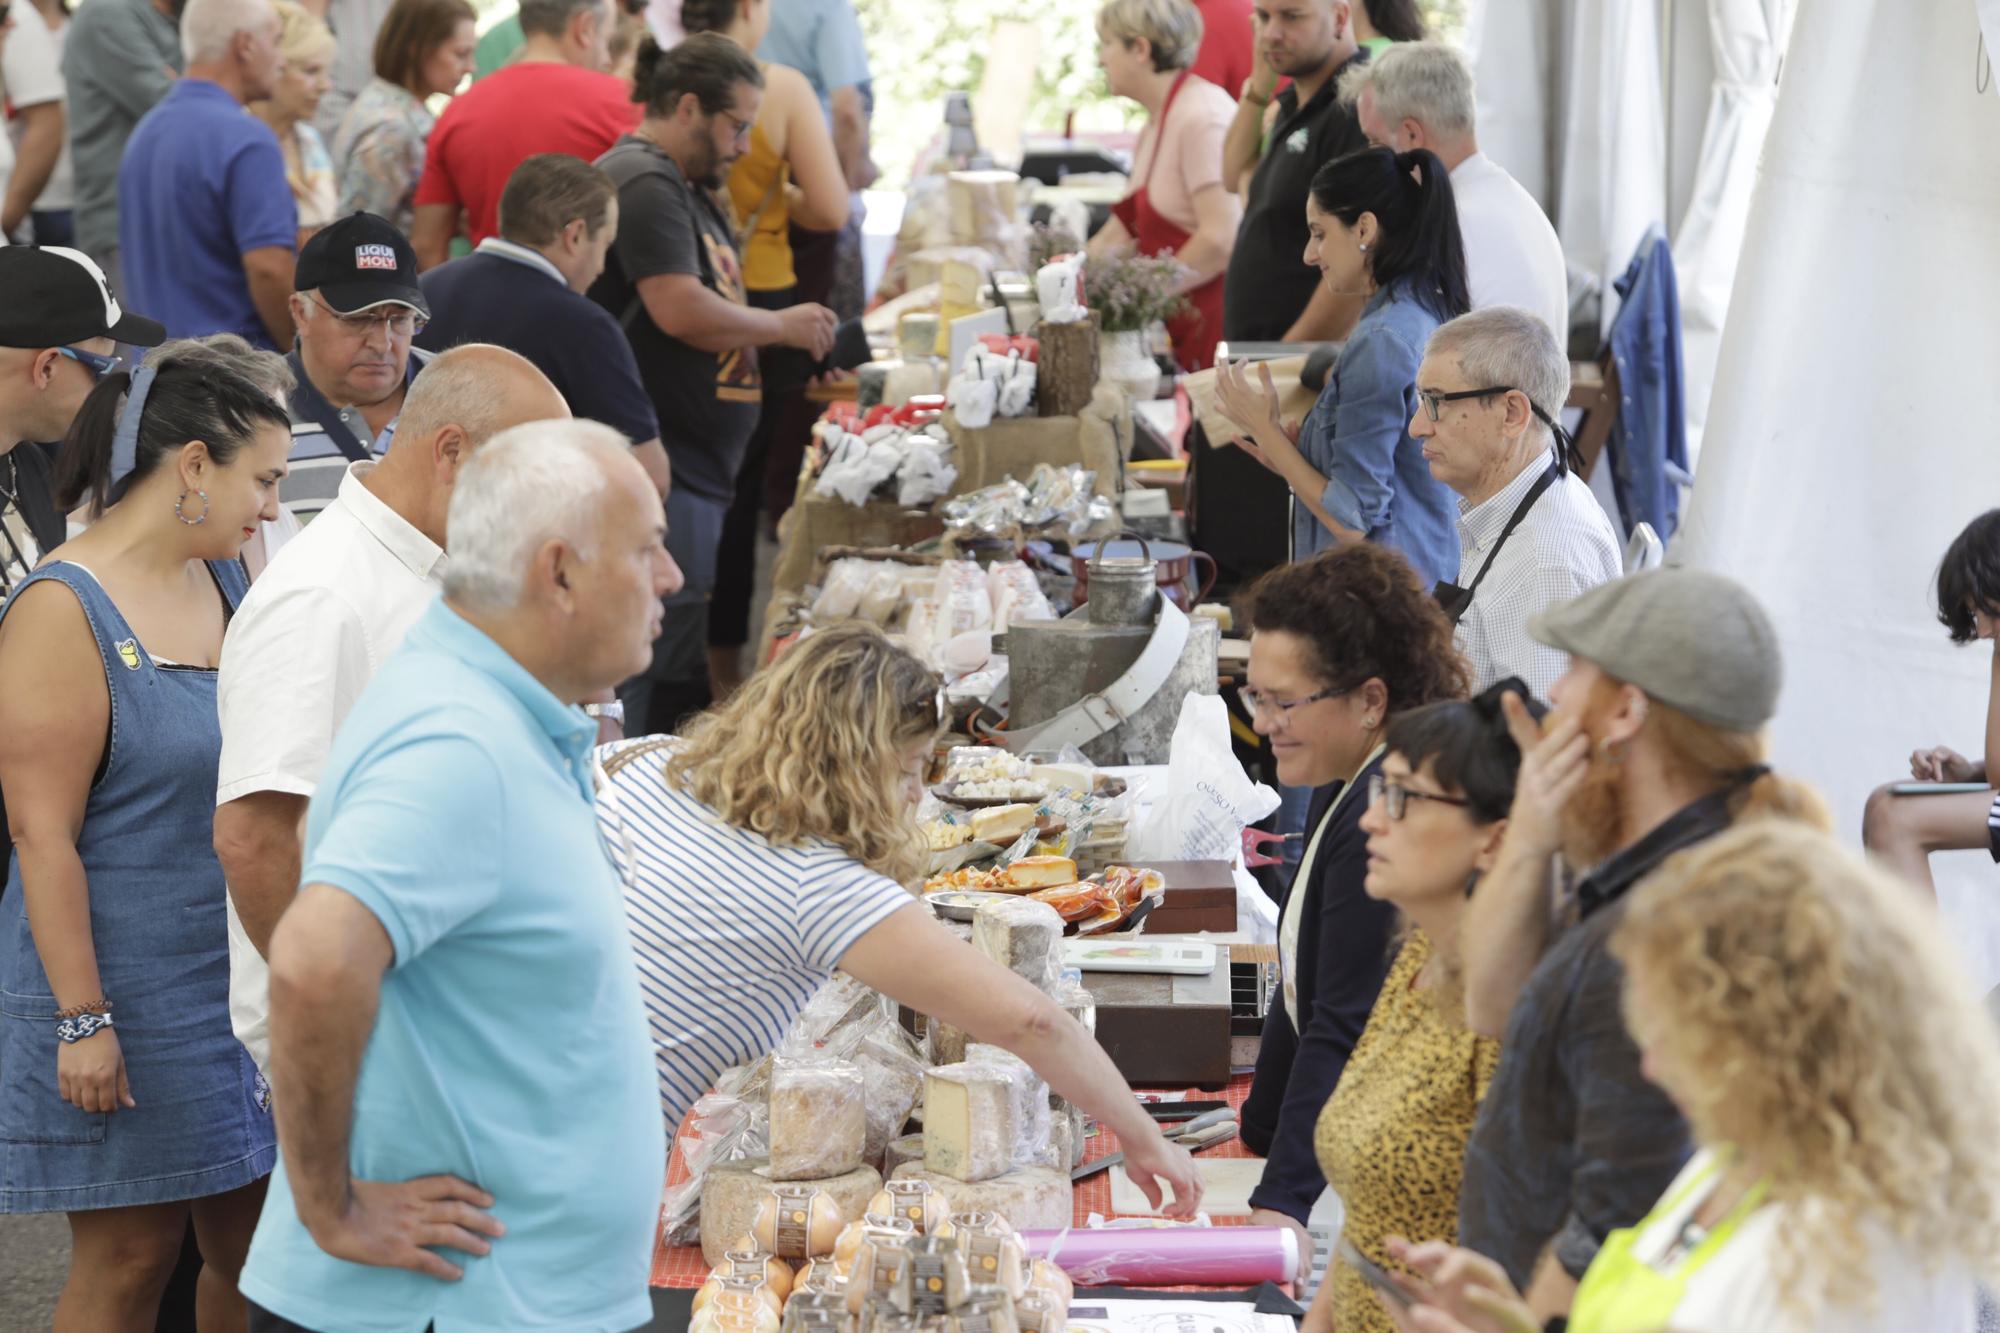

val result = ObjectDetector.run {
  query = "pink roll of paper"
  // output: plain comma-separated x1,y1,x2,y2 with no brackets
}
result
1020,1226,1298,1287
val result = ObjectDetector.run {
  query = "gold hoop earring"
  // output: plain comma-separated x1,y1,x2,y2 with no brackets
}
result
175,489,210,526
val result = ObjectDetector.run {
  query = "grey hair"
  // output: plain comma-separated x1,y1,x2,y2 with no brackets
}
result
1338,40,1476,139
182,0,277,63
1096,0,1203,72
398,347,525,448
441,419,632,612
1426,306,1569,446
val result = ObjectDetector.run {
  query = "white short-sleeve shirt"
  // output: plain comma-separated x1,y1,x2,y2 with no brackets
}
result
1451,152,1571,347
215,463,445,1073
2,4,74,212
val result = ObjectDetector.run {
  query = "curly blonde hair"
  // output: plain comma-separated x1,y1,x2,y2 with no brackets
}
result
1611,820,2000,1311
663,623,942,886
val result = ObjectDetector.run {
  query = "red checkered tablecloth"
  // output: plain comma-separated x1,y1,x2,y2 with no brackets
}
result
652,1073,1259,1288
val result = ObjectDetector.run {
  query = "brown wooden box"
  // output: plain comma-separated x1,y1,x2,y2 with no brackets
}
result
1134,859,1238,935
1080,945,1233,1089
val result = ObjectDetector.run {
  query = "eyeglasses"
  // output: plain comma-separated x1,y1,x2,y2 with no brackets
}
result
1368,773,1472,821
1417,384,1582,472
717,111,753,145
57,346,125,379
1242,684,1350,720
307,294,425,338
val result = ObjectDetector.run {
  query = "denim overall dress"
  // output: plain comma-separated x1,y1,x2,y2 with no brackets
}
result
0,560,276,1211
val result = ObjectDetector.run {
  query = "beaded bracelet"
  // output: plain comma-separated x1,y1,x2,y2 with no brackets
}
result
53,999,111,1021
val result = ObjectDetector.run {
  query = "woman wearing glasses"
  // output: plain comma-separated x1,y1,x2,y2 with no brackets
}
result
592,623,1204,1217
0,336,292,1326
1297,679,1537,1333
1236,542,1470,1274
1212,144,1469,585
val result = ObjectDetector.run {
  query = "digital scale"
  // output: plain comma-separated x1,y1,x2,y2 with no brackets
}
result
1062,939,1217,975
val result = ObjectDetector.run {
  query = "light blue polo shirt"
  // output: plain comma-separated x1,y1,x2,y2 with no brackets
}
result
239,599,664,1333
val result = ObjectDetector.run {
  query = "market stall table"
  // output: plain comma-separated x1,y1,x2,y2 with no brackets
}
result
650,1073,1262,1289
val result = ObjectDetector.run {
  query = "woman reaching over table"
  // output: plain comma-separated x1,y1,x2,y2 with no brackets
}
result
1088,0,1242,371
593,622,1203,1216
1234,542,1470,1275
1299,679,1537,1333
1379,820,2000,1333
1213,144,1469,582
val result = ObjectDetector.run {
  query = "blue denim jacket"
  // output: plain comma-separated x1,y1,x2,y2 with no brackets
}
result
1293,277,1461,585
1605,226,1691,539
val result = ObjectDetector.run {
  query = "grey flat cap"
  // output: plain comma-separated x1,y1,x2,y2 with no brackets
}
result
1527,566,1782,731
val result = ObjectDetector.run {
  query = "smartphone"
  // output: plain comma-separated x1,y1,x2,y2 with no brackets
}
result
1336,1238,1412,1311
1140,1100,1229,1122
1887,782,1990,796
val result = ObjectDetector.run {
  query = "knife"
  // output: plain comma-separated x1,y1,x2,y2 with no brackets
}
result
1072,1152,1123,1182
1173,1107,1237,1138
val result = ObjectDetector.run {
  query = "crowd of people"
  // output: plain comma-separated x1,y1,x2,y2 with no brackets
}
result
0,0,1997,1331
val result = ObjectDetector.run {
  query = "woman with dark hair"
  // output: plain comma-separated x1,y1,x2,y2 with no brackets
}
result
1861,508,2000,896
0,337,293,1326
1300,679,1540,1333
332,0,478,235
1356,0,1426,48
1234,541,1471,1276
1214,144,1469,584
680,0,851,702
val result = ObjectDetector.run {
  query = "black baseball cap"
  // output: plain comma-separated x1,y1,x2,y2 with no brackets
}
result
0,246,166,348
295,212,431,317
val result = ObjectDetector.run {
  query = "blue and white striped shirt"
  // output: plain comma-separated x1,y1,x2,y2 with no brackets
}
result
595,739,917,1129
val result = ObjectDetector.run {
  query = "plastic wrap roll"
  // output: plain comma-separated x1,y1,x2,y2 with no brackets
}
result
1018,1226,1298,1287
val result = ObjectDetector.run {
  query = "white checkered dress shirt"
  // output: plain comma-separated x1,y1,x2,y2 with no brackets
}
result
1452,450,1624,699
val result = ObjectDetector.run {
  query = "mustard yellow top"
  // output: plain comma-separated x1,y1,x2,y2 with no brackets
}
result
727,115,793,293
1313,933,1501,1333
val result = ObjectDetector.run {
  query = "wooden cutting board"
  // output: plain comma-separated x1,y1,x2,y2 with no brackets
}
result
1110,1157,1267,1217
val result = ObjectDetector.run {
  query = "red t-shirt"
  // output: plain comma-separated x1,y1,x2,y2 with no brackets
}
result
414,62,642,244
1189,0,1256,99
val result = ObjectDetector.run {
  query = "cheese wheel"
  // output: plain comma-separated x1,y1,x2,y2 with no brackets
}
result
833,1213,915,1266
769,1058,866,1182
884,1133,927,1177
701,1159,882,1265
753,1187,847,1261
971,897,1064,993
869,1181,953,1234
923,1063,1017,1183
1028,1258,1074,1307
694,1276,784,1318
690,1295,782,1333
887,1164,1072,1232
720,1248,795,1299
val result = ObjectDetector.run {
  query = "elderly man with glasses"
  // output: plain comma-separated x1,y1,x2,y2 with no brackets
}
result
279,212,434,536
1410,305,1621,697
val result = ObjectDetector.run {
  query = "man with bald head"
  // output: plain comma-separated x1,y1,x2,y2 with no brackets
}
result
214,342,572,1077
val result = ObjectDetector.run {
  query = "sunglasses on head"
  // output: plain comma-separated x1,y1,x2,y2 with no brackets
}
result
58,345,126,378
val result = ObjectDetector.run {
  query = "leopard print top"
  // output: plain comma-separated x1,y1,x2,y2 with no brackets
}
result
1313,932,1501,1333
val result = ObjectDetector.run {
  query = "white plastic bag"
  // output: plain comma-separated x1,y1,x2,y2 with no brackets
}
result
1126,694,1280,862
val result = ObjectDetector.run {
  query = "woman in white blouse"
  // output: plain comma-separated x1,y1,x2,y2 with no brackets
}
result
1378,819,2000,1333
594,622,1202,1216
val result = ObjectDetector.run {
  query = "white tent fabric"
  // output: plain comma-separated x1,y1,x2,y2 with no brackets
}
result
1671,0,1796,469
1468,0,1669,337
1677,0,2000,989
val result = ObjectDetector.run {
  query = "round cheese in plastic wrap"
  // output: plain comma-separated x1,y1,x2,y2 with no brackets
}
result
1028,1258,1074,1307
870,1180,952,1234
884,1134,927,1176
834,1213,916,1266
701,1158,881,1265
694,1274,784,1318
769,1055,866,1181
887,1164,1071,1232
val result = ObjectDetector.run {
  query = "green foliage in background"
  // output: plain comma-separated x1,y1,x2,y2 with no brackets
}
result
857,0,1465,188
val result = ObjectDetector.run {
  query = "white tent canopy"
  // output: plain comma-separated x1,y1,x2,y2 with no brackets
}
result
1677,0,2000,988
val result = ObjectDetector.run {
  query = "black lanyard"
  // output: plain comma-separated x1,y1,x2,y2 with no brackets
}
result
1434,459,1563,624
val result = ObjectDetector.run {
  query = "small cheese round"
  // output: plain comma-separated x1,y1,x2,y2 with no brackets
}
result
1028,1258,1074,1307
868,1184,952,1234
887,1165,1071,1232
692,1276,783,1318
752,1189,845,1260
719,1248,794,1299
831,1214,910,1266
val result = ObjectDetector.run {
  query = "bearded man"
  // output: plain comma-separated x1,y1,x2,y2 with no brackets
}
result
1450,567,1828,1319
